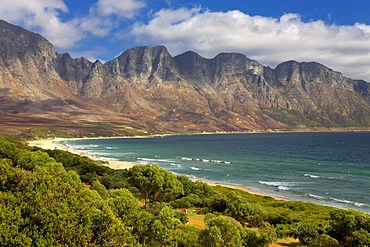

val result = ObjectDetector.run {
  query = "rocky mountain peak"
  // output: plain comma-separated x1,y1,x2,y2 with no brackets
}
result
106,45,180,82
174,51,212,85
0,20,56,61
54,53,93,82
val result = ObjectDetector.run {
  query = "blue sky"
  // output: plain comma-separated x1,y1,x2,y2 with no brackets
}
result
1,0,370,81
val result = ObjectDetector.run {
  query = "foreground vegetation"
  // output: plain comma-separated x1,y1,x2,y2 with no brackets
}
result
0,135,369,246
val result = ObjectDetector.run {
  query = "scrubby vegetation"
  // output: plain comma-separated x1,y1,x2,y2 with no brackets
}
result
0,135,369,246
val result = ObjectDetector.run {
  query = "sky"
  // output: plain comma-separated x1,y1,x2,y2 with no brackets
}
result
0,0,370,81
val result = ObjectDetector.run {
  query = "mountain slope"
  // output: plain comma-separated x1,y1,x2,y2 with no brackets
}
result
0,20,369,135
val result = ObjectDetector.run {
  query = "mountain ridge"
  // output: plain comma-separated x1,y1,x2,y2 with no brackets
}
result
0,19,369,135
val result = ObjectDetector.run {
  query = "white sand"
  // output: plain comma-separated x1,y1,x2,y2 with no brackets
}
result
28,138,137,170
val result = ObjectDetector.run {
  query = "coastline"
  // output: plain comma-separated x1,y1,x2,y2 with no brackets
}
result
28,137,288,201
28,138,137,170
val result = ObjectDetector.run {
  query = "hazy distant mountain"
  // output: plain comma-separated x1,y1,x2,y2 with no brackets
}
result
1,19,369,135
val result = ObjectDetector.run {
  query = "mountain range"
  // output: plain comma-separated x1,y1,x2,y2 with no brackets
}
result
0,19,369,136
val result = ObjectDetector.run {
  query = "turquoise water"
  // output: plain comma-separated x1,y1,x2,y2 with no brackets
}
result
61,132,370,213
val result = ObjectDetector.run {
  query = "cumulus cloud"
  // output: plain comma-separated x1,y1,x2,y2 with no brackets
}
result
0,0,82,49
95,0,145,18
129,8,370,81
0,0,146,50
78,0,146,37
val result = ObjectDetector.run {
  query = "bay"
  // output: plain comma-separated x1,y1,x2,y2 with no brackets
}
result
61,132,370,213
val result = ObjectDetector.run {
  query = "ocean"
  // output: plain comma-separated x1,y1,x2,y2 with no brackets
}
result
60,132,370,213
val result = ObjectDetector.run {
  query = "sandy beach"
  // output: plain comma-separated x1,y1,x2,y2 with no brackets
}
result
28,138,139,170
28,137,287,201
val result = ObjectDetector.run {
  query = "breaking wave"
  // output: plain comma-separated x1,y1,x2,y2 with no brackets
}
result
190,167,201,171
307,194,367,208
304,174,321,179
304,173,335,180
258,181,301,191
179,157,231,164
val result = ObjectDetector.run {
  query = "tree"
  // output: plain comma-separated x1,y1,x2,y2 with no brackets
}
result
108,188,139,225
293,223,319,246
241,223,277,247
311,234,339,247
133,210,154,245
206,194,228,213
0,138,17,160
199,226,224,247
328,209,370,245
91,203,138,247
0,159,33,192
127,164,183,202
0,192,32,246
90,180,108,199
170,193,203,208
351,229,370,247
224,192,262,222
15,150,55,171
199,215,243,247
177,175,215,199
148,206,181,246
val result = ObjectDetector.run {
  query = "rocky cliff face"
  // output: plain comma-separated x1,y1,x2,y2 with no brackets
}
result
1,20,369,134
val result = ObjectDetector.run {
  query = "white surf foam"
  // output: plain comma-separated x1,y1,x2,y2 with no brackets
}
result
258,181,298,187
308,194,326,200
137,157,174,163
105,146,116,149
277,186,290,191
304,174,321,179
190,167,201,171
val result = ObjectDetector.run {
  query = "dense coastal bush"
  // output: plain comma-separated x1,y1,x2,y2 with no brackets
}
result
0,135,370,246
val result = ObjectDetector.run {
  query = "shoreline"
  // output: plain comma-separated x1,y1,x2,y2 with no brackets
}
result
28,138,137,170
27,132,370,213
28,137,288,201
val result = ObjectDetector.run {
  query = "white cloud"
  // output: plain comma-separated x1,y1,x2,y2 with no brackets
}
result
129,8,370,81
95,0,145,18
78,0,146,37
0,0,146,50
0,0,83,49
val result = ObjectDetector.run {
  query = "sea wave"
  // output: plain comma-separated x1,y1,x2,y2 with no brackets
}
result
79,144,100,148
137,157,175,163
190,167,201,171
211,160,223,163
277,186,290,191
304,174,320,179
66,144,101,151
169,163,182,168
307,194,367,208
89,152,118,157
258,181,299,187
100,157,119,161
308,194,326,200
179,156,231,164
258,181,303,191
105,146,116,150
331,197,366,208
304,173,336,180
